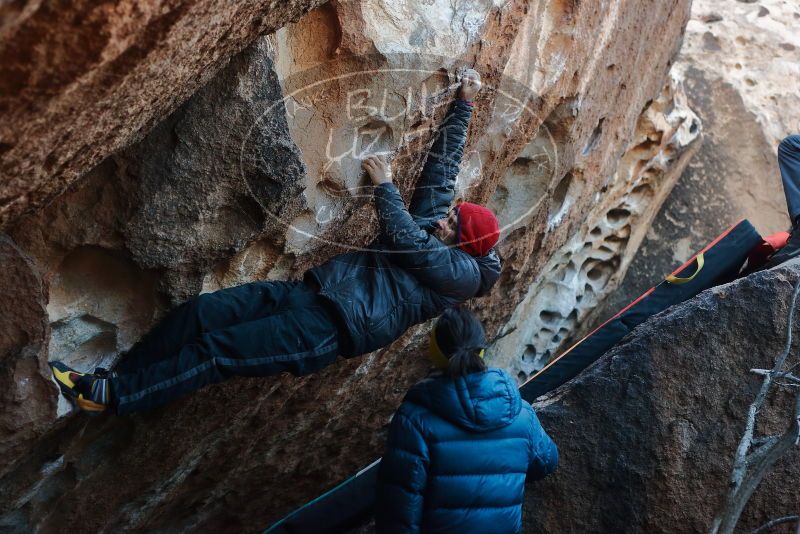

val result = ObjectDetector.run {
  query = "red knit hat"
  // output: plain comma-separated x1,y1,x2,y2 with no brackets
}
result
457,202,500,257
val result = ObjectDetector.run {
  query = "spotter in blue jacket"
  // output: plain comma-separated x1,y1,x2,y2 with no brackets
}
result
376,368,558,533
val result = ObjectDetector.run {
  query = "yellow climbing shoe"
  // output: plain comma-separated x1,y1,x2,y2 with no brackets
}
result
49,361,109,414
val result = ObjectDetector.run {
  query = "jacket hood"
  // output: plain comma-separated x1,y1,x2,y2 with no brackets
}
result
473,249,501,297
406,368,521,432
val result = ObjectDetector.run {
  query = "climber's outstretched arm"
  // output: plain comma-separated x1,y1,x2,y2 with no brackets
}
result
409,71,481,225
360,155,480,300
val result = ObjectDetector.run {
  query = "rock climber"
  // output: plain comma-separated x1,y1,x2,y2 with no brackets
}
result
50,69,503,415
375,307,558,533
760,134,800,268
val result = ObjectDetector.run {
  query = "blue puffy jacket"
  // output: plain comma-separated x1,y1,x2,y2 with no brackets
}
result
375,368,558,533
306,100,502,357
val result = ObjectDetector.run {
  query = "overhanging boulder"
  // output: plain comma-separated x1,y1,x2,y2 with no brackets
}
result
527,261,800,532
0,0,325,229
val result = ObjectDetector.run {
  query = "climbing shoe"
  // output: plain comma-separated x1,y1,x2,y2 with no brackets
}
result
49,361,110,414
764,220,800,268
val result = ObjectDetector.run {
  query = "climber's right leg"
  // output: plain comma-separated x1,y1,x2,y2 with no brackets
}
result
779,135,800,224
110,281,344,415
114,280,300,373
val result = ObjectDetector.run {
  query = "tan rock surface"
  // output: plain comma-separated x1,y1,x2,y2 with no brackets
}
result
595,0,800,334
679,0,799,232
491,75,701,378
684,0,800,148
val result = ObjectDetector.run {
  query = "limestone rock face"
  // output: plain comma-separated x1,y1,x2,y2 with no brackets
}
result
0,0,710,531
490,76,701,377
119,40,307,302
0,0,325,229
0,236,51,477
681,0,800,149
526,261,800,533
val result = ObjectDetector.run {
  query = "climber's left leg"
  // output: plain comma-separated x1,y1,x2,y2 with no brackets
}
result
114,280,301,374
109,281,344,415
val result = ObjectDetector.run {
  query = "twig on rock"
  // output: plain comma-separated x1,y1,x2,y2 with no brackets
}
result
750,369,800,384
750,514,799,534
711,279,800,534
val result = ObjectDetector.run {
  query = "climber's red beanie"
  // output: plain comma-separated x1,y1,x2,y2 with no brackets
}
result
457,202,500,257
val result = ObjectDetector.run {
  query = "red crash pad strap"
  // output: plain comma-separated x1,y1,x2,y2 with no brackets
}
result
748,231,790,270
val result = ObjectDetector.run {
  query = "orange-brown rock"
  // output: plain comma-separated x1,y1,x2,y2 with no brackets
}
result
0,0,325,229
0,235,51,479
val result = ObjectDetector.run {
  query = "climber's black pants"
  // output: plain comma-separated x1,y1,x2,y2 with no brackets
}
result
110,281,345,415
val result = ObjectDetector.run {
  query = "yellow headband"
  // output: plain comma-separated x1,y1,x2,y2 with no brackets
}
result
429,323,486,369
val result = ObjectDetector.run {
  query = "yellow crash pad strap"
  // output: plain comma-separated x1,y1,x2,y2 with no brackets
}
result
666,253,705,285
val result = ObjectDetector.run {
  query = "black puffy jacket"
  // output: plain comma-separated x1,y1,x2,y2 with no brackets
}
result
305,99,502,357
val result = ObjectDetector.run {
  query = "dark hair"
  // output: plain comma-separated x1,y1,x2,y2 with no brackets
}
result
435,307,487,378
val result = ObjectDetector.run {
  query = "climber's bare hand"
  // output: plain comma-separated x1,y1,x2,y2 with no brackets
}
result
362,154,392,185
459,69,482,101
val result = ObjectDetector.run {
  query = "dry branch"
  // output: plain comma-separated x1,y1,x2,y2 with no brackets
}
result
711,279,800,534
750,514,800,534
